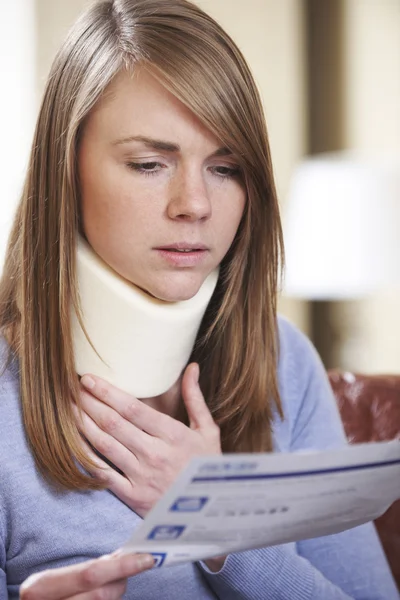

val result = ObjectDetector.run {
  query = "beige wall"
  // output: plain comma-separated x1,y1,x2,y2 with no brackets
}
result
343,0,400,152
335,0,400,373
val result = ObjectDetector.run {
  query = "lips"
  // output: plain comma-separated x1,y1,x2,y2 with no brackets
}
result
154,243,209,267
156,242,209,252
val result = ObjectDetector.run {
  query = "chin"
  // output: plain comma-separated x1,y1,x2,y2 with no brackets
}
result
146,274,205,303
152,285,202,303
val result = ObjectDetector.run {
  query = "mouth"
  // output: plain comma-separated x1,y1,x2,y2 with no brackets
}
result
154,243,209,266
156,243,209,253
160,248,204,253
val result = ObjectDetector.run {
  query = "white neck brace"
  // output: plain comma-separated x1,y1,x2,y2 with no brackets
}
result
71,238,219,398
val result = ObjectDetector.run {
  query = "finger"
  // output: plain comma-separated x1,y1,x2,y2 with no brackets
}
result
74,402,142,478
68,579,126,600
19,553,154,600
79,389,150,456
71,417,131,492
80,375,179,439
181,363,216,431
75,434,137,507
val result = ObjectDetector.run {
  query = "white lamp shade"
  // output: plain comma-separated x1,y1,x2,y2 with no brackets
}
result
283,152,400,299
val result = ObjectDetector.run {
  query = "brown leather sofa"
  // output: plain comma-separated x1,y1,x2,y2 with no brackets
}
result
328,371,400,590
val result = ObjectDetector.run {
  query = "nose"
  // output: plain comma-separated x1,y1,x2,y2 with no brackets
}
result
167,166,212,222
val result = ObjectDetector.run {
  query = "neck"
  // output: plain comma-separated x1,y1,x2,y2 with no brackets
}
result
140,375,184,420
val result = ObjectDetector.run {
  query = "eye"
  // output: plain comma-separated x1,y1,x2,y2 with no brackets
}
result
211,165,242,180
126,161,163,175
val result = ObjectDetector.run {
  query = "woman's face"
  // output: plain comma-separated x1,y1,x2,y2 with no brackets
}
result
79,69,246,301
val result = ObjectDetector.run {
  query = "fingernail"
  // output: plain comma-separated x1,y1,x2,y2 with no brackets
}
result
81,375,95,390
137,554,155,569
111,550,155,569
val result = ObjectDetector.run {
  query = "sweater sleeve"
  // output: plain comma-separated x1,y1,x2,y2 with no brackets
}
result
198,319,399,600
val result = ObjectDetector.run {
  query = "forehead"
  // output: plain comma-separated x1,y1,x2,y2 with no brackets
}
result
83,67,220,149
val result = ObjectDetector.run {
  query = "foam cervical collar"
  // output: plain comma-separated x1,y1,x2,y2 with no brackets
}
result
71,237,219,398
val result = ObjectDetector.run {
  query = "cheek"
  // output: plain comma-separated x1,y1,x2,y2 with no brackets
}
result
81,183,164,257
79,152,110,229
221,190,246,242
80,159,139,234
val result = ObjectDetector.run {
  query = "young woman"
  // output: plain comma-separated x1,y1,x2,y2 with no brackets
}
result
0,1,398,599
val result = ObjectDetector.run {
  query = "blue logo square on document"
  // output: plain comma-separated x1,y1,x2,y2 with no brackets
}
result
150,552,167,568
170,496,209,512
148,525,186,541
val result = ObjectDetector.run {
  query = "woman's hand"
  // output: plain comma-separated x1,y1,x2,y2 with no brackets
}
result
20,552,154,600
75,363,221,517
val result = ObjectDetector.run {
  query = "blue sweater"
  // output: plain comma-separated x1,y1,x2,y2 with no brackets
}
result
0,317,398,599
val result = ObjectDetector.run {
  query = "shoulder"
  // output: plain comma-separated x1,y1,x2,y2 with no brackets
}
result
275,315,346,452
276,314,322,393
0,337,24,558
0,336,21,422
0,336,30,471
0,334,19,378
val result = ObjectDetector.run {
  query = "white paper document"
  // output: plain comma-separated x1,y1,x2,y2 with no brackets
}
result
122,440,400,567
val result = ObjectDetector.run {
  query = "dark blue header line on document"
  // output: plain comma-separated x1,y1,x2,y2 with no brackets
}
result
191,458,400,483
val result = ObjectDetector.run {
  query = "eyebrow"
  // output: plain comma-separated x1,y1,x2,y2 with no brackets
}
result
112,135,233,157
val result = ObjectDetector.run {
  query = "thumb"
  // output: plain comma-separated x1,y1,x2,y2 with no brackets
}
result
181,363,214,431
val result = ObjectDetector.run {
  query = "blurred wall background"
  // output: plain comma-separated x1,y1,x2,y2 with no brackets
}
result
339,0,400,373
2,0,400,373
0,1,36,273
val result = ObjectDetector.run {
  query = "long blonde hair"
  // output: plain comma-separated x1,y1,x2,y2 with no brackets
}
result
0,0,284,490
